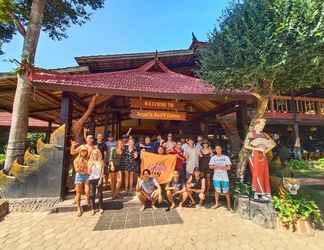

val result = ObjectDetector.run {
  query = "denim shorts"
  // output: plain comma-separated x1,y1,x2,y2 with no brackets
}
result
75,173,89,184
213,180,229,193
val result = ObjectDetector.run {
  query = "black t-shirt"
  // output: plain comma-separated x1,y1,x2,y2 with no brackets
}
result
96,142,107,158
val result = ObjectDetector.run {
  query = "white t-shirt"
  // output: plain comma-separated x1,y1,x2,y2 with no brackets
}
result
209,155,232,181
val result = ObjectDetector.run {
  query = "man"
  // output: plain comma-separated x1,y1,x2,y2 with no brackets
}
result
184,138,199,178
186,167,206,207
70,134,95,156
104,133,116,187
163,133,176,153
209,145,232,211
136,169,163,211
140,136,155,153
96,133,107,158
166,171,187,208
195,135,204,152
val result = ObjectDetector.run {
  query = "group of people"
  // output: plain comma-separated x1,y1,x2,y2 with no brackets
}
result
70,132,233,216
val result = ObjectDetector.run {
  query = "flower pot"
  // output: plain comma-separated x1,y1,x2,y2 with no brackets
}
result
295,219,314,236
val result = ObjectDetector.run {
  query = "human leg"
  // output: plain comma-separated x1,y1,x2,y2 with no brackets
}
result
199,192,205,206
115,171,122,197
136,191,148,211
129,171,134,192
124,171,129,192
212,180,221,208
110,172,116,198
75,184,82,216
167,190,175,208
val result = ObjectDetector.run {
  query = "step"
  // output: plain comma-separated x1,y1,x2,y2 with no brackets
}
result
51,191,141,213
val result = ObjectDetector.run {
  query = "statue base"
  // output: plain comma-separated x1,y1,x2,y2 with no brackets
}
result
234,195,276,229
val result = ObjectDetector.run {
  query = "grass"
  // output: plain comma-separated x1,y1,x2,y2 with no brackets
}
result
291,168,324,179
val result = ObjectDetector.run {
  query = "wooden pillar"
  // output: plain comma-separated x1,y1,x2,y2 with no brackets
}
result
111,113,116,139
45,121,52,143
236,101,248,140
89,115,96,136
103,113,109,139
59,92,73,199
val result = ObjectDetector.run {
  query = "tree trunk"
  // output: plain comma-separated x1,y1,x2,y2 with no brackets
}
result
236,94,269,181
4,0,47,171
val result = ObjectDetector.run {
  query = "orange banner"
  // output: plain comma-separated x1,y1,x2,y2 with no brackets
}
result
141,152,177,184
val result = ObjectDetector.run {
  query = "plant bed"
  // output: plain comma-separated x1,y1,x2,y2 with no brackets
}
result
273,193,322,235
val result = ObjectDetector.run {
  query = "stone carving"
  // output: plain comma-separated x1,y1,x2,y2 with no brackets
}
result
0,125,65,211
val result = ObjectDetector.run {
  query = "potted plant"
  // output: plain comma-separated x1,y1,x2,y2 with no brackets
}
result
273,193,322,234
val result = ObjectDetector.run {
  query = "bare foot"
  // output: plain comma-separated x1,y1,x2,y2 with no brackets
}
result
178,203,183,209
152,205,157,210
170,203,176,209
140,205,145,212
77,210,82,217
99,209,104,214
212,204,220,209
91,210,96,215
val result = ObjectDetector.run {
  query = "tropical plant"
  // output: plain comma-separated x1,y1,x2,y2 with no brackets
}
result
0,0,105,171
285,159,312,170
233,181,252,196
273,193,323,227
312,157,324,169
198,0,324,180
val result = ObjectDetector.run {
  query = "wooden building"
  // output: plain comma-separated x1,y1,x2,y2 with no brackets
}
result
0,35,323,198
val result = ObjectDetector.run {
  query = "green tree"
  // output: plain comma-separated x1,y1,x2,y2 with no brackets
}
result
0,0,105,171
198,0,324,179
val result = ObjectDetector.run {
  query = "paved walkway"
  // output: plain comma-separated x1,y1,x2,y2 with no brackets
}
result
0,207,323,250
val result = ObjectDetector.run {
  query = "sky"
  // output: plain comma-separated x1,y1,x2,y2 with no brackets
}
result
0,0,230,72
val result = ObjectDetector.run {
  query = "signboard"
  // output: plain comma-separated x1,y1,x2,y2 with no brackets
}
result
130,109,187,121
130,98,185,111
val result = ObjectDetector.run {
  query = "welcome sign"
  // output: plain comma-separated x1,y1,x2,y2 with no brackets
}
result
140,152,177,184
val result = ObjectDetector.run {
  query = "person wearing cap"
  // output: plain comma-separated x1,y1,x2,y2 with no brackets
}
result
209,145,233,211
185,167,206,207
73,145,90,217
166,171,187,209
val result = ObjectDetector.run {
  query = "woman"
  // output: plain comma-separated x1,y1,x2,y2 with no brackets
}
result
109,140,124,199
157,146,166,155
88,148,104,215
166,171,187,209
199,141,213,193
124,139,138,193
186,167,206,207
170,141,186,182
73,145,90,217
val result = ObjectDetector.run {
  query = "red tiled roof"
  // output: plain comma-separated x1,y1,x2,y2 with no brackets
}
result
31,58,250,100
0,112,57,128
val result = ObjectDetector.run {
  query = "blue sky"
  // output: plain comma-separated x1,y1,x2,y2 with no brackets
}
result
0,0,230,72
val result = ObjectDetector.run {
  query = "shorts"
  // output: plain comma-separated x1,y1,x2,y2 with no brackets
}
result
213,180,229,193
75,173,89,184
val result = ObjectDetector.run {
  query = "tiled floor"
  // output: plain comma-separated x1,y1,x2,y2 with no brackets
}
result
94,207,183,231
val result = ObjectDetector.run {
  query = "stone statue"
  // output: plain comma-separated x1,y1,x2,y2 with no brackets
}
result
244,118,276,201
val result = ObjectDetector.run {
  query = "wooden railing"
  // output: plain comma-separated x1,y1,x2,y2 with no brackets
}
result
267,95,324,115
